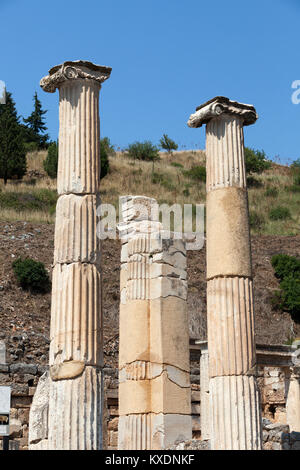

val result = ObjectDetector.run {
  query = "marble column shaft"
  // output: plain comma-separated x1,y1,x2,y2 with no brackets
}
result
188,97,263,450
34,61,111,450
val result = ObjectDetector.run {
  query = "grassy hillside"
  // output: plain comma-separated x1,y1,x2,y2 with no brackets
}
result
0,149,299,236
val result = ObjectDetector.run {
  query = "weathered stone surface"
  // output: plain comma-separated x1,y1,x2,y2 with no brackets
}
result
188,97,262,450
150,297,190,372
119,300,149,368
0,341,6,364
29,372,49,449
199,346,210,441
118,198,191,449
286,375,300,432
37,60,111,450
54,194,101,265
187,96,257,129
206,188,252,279
210,375,262,450
207,276,256,377
48,366,103,450
50,263,102,366
50,361,85,381
10,364,37,375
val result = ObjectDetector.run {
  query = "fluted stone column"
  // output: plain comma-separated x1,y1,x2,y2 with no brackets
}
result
118,196,192,450
33,61,111,450
188,97,263,450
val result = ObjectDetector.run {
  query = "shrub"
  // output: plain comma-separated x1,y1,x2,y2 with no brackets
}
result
269,206,291,221
171,162,183,168
291,158,300,170
247,176,262,188
271,254,300,319
12,258,50,293
265,187,279,198
287,184,300,193
249,211,265,230
126,141,160,162
271,254,300,281
159,134,178,154
151,172,175,191
293,173,300,186
43,141,58,178
244,148,271,175
184,165,206,182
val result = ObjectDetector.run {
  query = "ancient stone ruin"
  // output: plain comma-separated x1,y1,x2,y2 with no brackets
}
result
188,97,263,450
29,61,111,450
18,83,299,451
117,196,191,449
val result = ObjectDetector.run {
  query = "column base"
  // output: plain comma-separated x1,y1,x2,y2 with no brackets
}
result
118,413,192,450
210,375,262,450
48,366,103,450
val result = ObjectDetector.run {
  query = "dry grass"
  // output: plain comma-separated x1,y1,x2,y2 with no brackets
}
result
0,150,299,235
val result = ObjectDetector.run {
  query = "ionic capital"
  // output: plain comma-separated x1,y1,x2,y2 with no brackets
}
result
187,96,258,128
40,60,112,93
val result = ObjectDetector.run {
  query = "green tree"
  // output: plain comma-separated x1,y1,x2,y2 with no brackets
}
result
291,158,300,170
43,141,58,178
100,139,110,179
244,148,271,175
126,141,160,162
159,134,178,155
23,92,49,149
100,137,115,156
0,91,26,184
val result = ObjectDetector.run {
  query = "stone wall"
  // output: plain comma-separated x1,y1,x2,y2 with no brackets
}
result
1,342,299,450
0,363,47,450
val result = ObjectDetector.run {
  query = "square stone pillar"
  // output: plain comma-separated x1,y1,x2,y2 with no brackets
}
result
118,196,192,449
286,360,300,433
188,97,263,450
197,341,210,441
29,61,111,450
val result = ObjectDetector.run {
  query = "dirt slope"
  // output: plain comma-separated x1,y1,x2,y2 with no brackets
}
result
0,222,299,368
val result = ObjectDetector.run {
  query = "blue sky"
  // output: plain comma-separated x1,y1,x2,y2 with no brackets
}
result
0,0,299,164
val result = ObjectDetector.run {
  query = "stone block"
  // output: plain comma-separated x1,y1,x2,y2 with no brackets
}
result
119,372,191,415
54,194,101,265
151,414,192,450
0,341,6,364
29,372,49,446
119,300,150,368
206,187,252,279
150,297,190,372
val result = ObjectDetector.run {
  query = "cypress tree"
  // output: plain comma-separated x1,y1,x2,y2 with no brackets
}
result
0,91,26,184
23,92,49,149
100,139,110,179
43,141,58,178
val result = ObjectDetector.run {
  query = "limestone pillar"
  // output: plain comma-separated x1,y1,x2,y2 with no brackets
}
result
34,61,111,450
286,367,300,433
188,97,263,450
198,341,210,441
118,196,192,450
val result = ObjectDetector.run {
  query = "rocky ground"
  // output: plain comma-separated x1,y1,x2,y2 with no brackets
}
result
0,221,299,368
